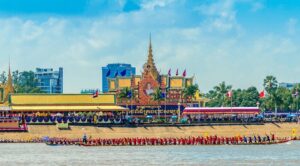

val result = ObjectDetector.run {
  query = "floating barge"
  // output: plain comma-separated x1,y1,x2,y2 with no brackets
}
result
0,117,27,132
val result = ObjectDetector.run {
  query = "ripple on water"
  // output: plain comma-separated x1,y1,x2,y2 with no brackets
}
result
0,142,299,166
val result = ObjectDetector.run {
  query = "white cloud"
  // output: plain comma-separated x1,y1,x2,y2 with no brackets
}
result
196,0,240,33
0,0,299,93
287,18,298,35
251,2,264,12
141,0,175,10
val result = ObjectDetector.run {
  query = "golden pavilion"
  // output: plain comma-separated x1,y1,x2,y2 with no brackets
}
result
0,65,127,114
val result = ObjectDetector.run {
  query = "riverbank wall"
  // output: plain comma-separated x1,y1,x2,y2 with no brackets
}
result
0,123,299,140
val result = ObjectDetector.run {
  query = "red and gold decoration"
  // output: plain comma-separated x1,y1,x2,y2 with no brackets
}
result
110,36,195,106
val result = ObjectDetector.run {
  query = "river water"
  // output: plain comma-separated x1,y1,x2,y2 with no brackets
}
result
0,142,299,166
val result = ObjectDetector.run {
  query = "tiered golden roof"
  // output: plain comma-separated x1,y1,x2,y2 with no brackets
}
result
4,63,14,101
0,63,14,106
143,35,159,80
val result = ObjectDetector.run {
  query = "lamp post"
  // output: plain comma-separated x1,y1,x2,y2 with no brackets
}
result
178,90,182,123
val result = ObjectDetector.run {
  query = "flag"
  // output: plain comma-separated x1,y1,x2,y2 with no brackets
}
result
93,90,99,98
120,69,126,76
127,91,132,98
161,92,166,98
259,90,265,98
168,69,171,77
114,70,119,77
226,90,232,98
183,69,186,77
176,69,178,76
106,69,111,77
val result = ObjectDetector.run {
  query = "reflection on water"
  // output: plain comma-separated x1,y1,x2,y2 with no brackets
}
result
0,142,299,166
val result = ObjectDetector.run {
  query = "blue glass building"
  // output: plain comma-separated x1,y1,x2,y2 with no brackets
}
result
35,67,63,93
279,82,298,90
102,64,136,93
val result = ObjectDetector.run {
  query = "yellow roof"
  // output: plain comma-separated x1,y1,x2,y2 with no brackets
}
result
11,105,128,112
10,94,116,105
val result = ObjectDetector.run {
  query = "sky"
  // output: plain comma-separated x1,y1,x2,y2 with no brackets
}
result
0,0,300,93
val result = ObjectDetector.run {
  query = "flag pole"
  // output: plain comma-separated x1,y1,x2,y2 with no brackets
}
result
231,93,233,120
164,88,167,122
130,87,132,115
130,73,133,116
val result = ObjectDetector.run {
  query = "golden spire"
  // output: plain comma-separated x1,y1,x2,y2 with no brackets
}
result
4,57,14,102
148,34,153,64
144,33,159,80
7,58,13,89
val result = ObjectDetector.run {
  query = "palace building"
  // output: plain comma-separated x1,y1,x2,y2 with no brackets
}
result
105,37,205,109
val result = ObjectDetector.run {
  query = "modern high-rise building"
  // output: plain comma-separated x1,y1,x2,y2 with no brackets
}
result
35,67,63,93
279,82,299,90
102,64,136,93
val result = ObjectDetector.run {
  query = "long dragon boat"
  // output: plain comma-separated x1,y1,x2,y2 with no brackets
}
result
45,137,291,146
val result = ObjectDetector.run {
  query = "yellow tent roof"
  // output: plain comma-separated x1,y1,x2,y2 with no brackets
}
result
10,94,116,105
11,105,128,112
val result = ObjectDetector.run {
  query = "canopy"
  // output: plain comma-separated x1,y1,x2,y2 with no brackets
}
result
10,105,128,112
182,107,260,115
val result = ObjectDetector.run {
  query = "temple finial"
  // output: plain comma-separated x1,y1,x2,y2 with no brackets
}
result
149,33,152,48
3,55,14,102
8,55,11,76
7,57,12,85
144,33,159,80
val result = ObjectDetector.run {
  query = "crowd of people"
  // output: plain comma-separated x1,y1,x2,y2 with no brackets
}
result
3,111,299,125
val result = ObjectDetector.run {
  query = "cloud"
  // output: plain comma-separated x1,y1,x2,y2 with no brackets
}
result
251,2,264,12
0,0,299,94
195,0,240,33
140,0,175,10
287,18,298,35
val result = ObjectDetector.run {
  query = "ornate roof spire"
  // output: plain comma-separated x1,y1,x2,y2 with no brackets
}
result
4,56,14,102
147,33,154,65
7,57,13,88
143,33,159,80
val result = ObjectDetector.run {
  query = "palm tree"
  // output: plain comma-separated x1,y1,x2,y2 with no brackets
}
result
263,76,278,94
118,87,132,107
151,88,164,118
182,84,199,106
263,76,279,113
213,81,232,106
118,87,131,102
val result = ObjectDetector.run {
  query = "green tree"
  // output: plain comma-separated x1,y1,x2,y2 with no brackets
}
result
276,87,292,111
118,87,133,106
291,84,300,111
14,71,42,93
213,81,232,107
0,71,7,84
151,88,164,118
233,87,259,107
1,70,42,93
263,75,279,113
182,84,199,105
